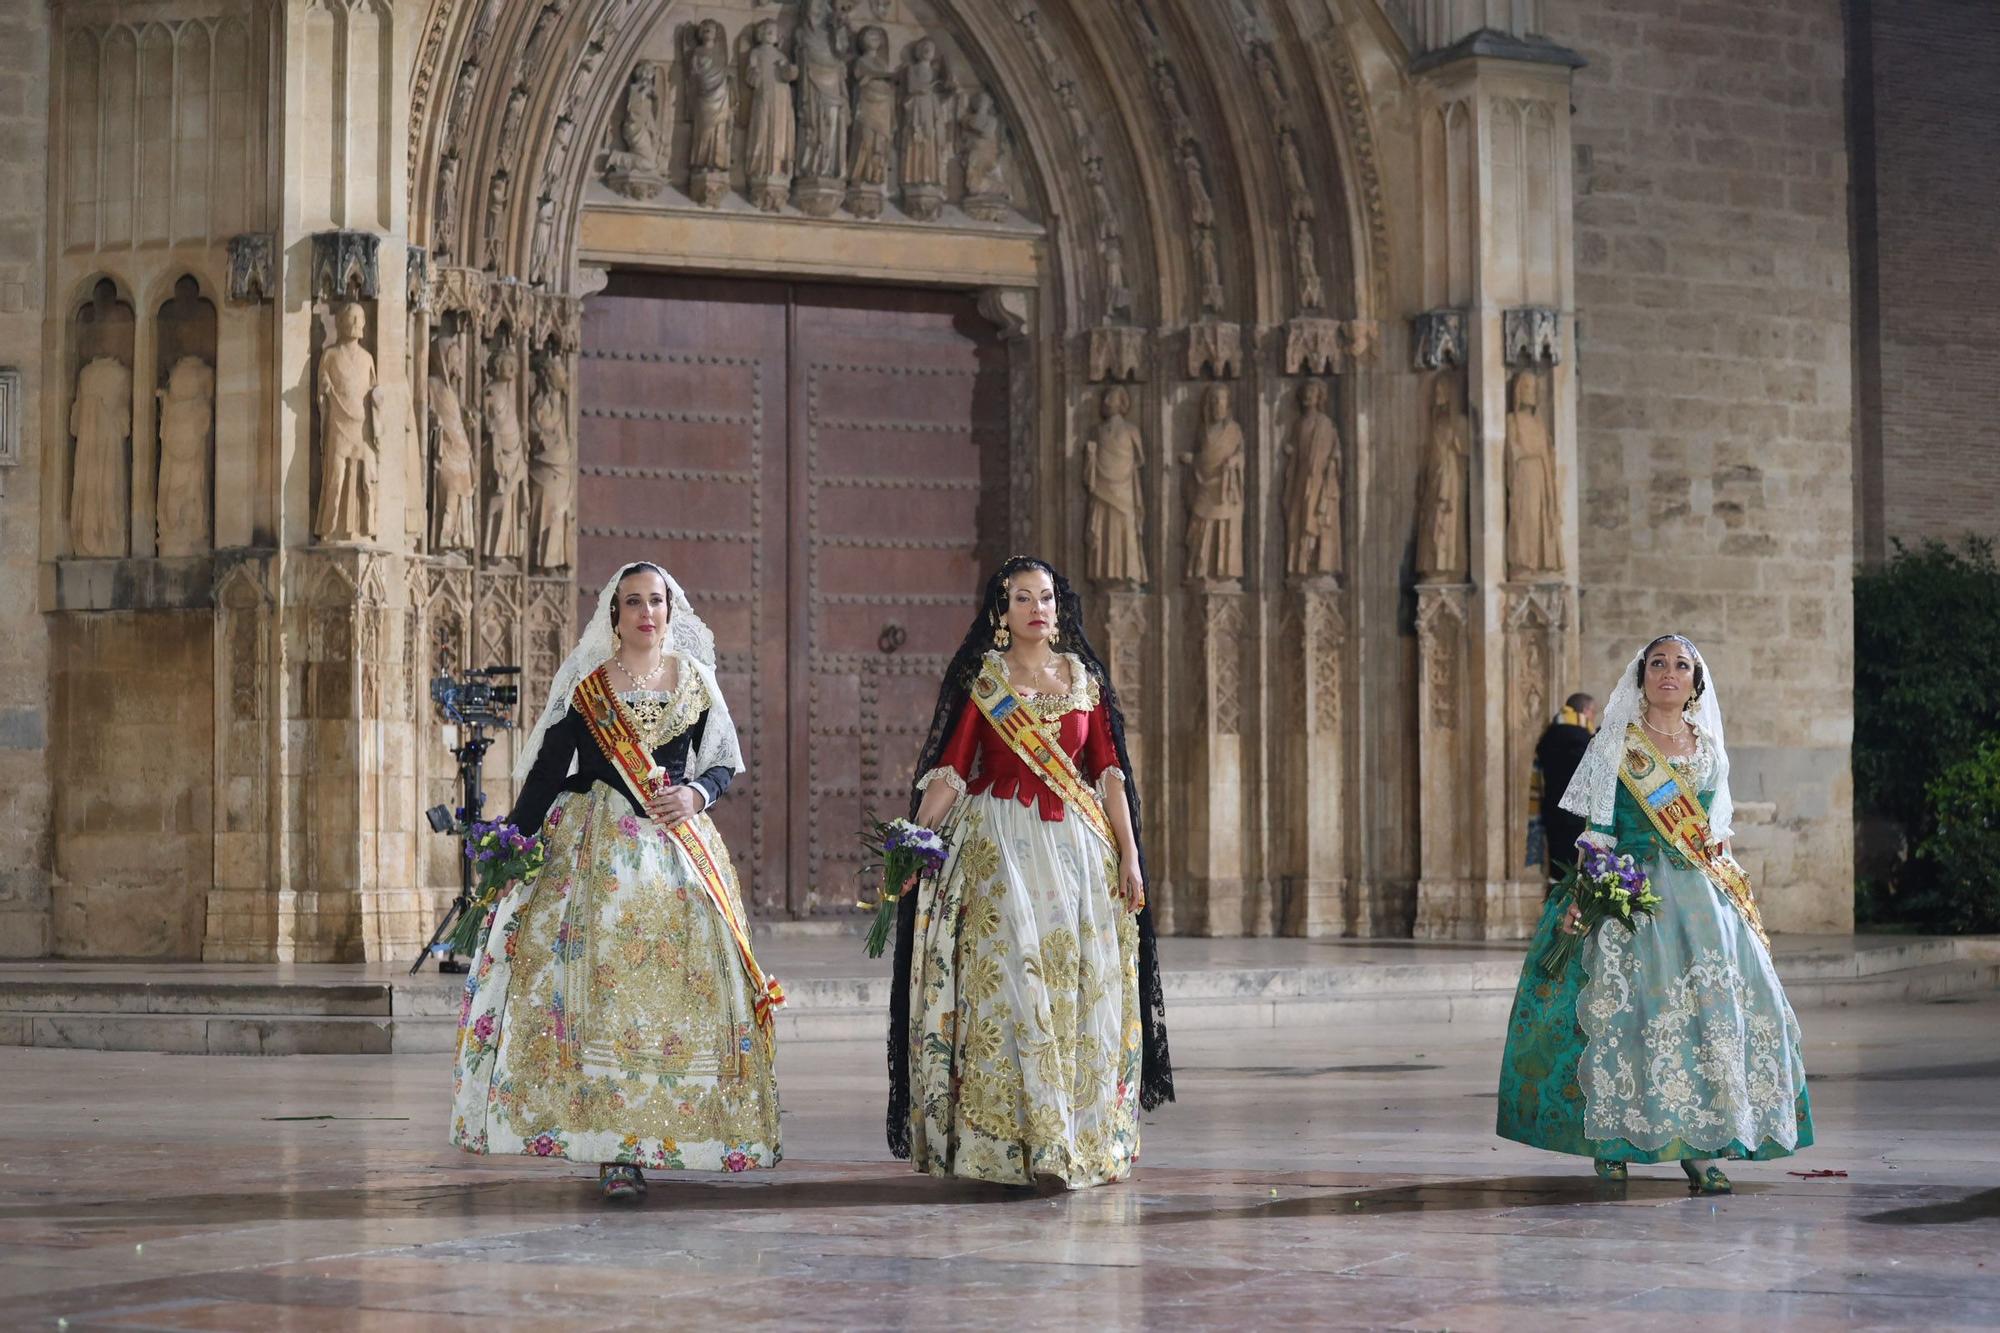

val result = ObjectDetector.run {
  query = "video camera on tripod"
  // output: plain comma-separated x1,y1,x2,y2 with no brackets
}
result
414,662,522,974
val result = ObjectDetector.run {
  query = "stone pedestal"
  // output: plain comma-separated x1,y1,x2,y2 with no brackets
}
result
1413,583,1478,939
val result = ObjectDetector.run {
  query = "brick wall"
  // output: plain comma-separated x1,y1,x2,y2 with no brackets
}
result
1547,0,1856,931
0,4,51,956
1852,0,2000,558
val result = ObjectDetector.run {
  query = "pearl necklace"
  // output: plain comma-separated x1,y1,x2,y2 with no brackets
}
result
616,653,667,692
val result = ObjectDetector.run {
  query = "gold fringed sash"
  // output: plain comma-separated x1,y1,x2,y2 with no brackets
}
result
574,666,786,1034
968,661,1116,850
1618,725,1769,946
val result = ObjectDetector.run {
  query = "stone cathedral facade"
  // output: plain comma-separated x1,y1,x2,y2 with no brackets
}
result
0,0,1859,962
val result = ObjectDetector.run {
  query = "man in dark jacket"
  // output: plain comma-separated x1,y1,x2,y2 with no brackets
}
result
1533,692,1596,889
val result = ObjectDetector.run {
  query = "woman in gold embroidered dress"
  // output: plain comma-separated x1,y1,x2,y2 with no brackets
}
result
887,557,1173,1189
450,562,781,1202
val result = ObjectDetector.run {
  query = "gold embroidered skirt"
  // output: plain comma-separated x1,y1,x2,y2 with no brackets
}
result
907,793,1142,1189
449,782,781,1172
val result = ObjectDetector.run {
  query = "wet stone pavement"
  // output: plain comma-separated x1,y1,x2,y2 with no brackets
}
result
0,992,1996,1330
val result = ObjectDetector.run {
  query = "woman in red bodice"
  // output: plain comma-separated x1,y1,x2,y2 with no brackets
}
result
887,557,1173,1189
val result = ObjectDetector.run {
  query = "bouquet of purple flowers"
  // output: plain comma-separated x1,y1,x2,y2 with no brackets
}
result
857,816,949,959
1538,841,1663,978
441,819,547,958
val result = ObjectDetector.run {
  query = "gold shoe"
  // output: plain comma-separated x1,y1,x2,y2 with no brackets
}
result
1681,1160,1732,1194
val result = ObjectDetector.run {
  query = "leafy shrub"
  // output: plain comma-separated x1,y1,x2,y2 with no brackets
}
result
1853,537,2000,930
1912,737,2000,933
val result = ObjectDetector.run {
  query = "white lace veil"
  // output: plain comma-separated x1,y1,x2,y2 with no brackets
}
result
512,561,745,784
1557,634,1734,843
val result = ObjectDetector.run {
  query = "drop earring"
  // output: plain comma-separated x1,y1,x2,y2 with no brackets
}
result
993,622,1011,650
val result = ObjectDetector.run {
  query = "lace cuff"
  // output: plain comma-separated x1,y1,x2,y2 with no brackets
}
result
916,766,967,797
1576,829,1616,853
1095,767,1128,800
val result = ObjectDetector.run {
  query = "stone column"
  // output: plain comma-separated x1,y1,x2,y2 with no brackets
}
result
1184,583,1246,935
1413,582,1477,938
1411,35,1583,940
1282,579,1345,936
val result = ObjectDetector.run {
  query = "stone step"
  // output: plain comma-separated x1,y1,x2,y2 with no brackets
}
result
2,938,1994,1056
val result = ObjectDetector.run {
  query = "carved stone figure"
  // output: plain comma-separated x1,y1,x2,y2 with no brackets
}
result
1251,43,1285,121
1283,380,1341,578
1100,232,1131,317
483,339,528,559
446,60,480,144
901,38,950,220
155,355,214,557
1183,383,1245,583
960,90,1010,221
1084,386,1147,585
743,18,798,212
315,303,382,543
1056,80,1092,150
1196,227,1224,312
428,333,477,553
483,171,510,269
435,153,462,260
1180,142,1214,228
1505,370,1562,578
840,26,895,218
1416,376,1468,580
605,63,668,200
498,84,529,161
68,355,132,557
1085,156,1118,238
1294,217,1323,311
529,194,557,285
528,350,575,571
792,0,853,216
685,18,734,209
1279,128,1314,218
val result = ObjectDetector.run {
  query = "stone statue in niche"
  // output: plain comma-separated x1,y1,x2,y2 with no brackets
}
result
846,25,896,218
446,61,480,145
155,355,214,557
743,18,798,213
1084,385,1147,585
529,348,575,571
1293,217,1323,311
1283,379,1341,578
605,63,668,200
901,38,952,221
1279,129,1314,218
435,153,462,260
1056,80,1093,152
1084,156,1118,236
1195,227,1224,313
68,355,132,558
1179,142,1214,228
1505,370,1562,578
483,171,511,269
484,338,529,560
428,332,477,553
960,91,1011,221
1416,376,1469,580
792,0,854,217
1183,383,1245,583
684,20,734,208
315,303,383,543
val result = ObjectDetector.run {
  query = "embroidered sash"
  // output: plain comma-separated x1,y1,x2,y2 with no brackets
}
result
1618,725,1769,946
968,660,1116,850
573,666,785,1034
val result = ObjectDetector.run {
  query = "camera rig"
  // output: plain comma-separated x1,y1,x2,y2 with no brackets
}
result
412,662,522,975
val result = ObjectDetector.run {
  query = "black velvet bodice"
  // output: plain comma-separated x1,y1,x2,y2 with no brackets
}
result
505,705,734,836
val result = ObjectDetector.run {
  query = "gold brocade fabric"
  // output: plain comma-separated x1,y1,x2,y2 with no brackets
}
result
907,794,1141,1189
1005,652,1100,723
448,783,780,1172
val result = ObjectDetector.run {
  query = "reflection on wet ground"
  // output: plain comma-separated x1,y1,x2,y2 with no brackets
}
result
0,995,1996,1329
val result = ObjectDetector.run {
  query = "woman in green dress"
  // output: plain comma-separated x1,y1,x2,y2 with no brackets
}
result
1496,634,1813,1193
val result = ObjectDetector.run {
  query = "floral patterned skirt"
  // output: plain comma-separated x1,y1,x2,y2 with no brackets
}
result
907,793,1142,1189
449,782,781,1172
1496,849,1814,1163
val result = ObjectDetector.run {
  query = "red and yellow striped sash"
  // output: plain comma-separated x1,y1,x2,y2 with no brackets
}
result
968,662,1116,849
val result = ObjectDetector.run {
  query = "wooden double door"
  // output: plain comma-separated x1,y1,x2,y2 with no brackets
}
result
575,275,1011,917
